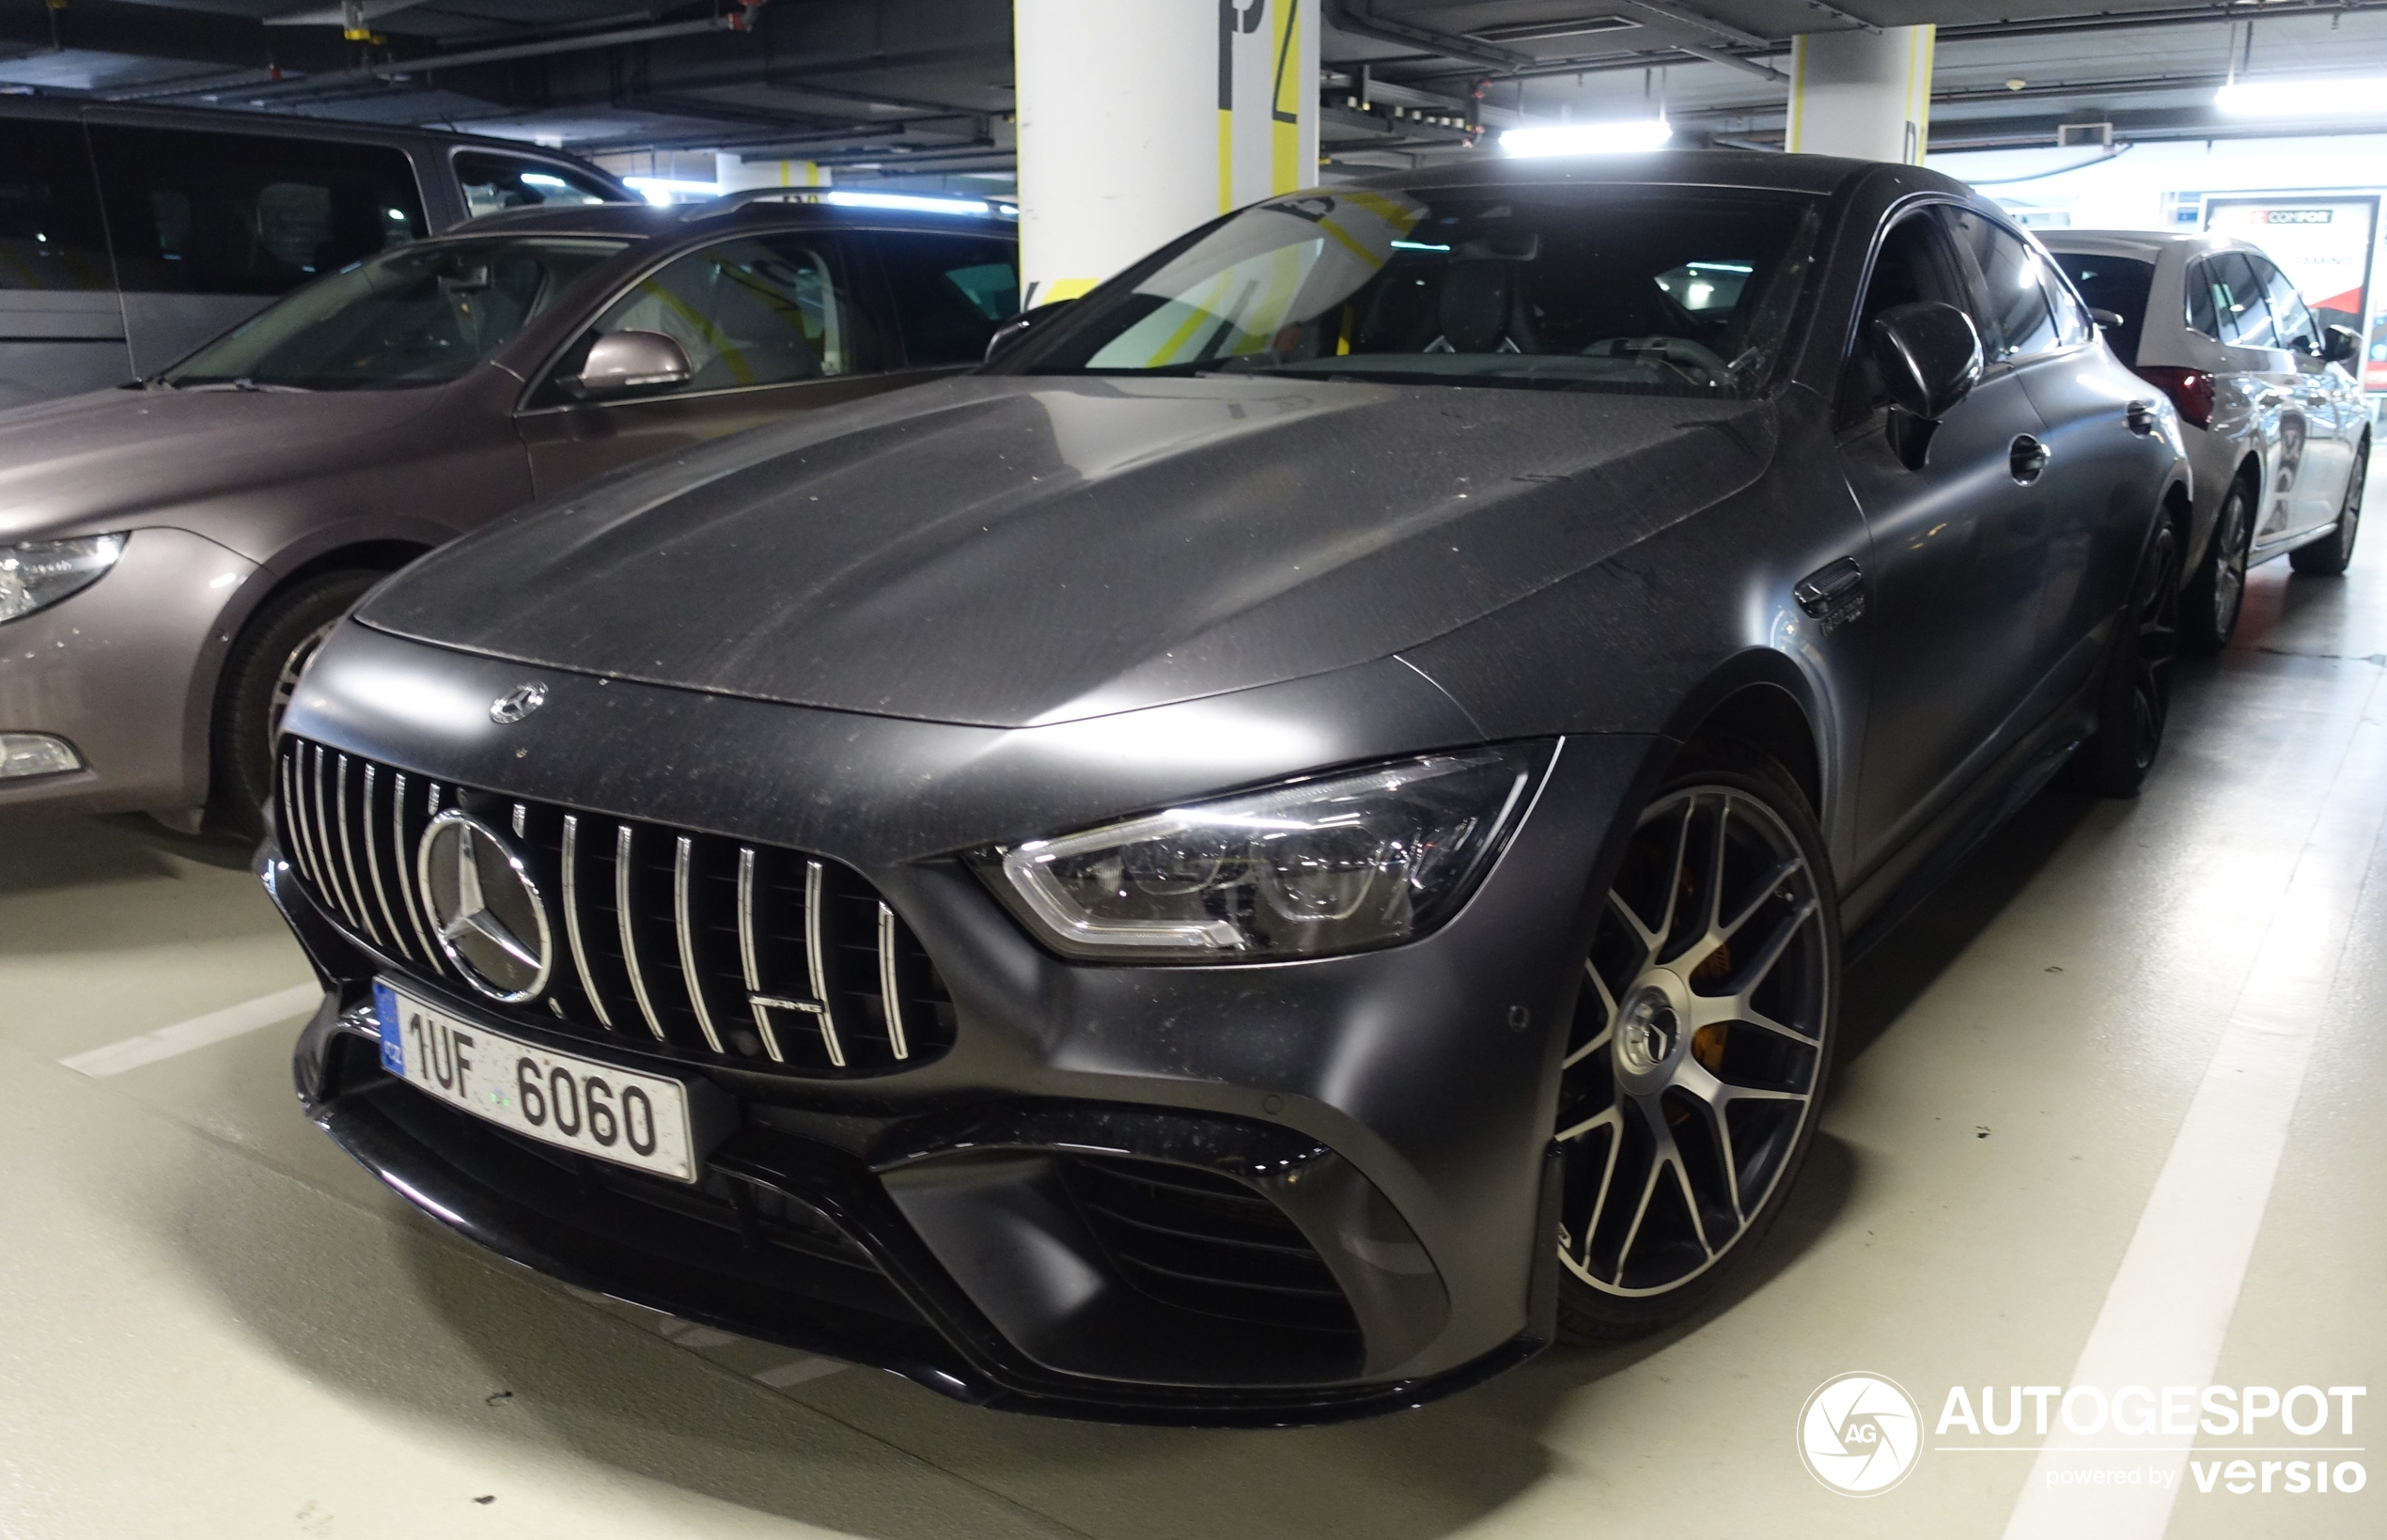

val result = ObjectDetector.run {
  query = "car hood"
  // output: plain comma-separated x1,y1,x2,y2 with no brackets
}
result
360,374,1776,728
0,382,447,544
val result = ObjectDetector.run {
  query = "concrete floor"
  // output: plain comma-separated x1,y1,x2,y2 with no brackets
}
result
4,505,2383,1539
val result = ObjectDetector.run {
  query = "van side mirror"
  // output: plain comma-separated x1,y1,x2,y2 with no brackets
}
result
1869,301,1985,470
2324,324,2361,364
984,297,1077,366
572,330,693,398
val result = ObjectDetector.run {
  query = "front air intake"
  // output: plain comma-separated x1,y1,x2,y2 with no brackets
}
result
275,736,954,1076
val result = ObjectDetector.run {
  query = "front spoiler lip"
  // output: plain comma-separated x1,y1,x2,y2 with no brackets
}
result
268,840,1553,1427
304,1042,1549,1427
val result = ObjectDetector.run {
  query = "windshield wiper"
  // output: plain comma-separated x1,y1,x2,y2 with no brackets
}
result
174,377,313,394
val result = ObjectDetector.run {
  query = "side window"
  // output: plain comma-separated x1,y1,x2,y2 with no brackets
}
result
89,126,425,297
580,235,857,393
454,153,618,218
2254,258,2320,354
1942,208,2058,362
2205,252,2274,348
873,231,1019,366
1845,210,1967,421
2185,257,2222,338
0,121,111,292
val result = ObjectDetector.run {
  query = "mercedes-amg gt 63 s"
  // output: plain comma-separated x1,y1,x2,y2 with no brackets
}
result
261,151,2189,1424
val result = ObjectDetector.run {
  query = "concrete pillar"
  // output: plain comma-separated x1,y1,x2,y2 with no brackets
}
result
1014,0,1318,306
1786,25,1935,164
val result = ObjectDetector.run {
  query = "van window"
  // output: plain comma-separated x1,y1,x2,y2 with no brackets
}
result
0,121,111,291
89,126,426,297
874,231,1019,366
455,153,619,218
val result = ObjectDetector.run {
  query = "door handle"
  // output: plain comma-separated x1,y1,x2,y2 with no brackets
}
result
2258,387,2288,407
2009,433,2052,484
2125,399,2159,435
1794,556,1866,632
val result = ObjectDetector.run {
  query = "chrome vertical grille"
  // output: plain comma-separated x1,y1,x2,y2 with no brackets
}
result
273,735,955,1077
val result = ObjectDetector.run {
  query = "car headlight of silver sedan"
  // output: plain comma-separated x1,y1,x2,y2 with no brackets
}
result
979,744,1546,962
0,535,126,623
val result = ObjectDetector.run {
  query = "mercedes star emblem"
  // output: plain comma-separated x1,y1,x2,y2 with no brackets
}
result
490,681,547,724
416,809,554,1003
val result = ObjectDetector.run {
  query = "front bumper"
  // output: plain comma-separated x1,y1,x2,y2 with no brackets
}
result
0,527,257,816
270,624,1653,1423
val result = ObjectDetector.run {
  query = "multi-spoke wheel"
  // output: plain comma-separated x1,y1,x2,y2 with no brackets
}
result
2065,514,2180,798
1554,755,1837,1340
2180,478,2251,655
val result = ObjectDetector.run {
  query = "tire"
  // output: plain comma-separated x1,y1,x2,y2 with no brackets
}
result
2178,477,2252,655
1553,746,1839,1344
2290,433,2367,576
209,569,382,840
2063,516,2181,799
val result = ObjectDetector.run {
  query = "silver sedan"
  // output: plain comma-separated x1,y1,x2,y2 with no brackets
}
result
2045,230,2369,651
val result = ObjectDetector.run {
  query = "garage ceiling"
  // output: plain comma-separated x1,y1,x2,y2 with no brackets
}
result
6,0,2387,182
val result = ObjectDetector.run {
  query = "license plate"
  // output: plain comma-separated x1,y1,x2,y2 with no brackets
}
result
373,981,699,1182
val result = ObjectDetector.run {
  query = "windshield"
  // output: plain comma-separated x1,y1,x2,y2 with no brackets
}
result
1016,185,1821,397
165,236,628,391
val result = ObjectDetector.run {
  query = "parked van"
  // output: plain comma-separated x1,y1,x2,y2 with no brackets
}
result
1,100,629,408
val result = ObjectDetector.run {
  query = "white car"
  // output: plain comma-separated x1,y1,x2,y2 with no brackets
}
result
2044,231,2369,650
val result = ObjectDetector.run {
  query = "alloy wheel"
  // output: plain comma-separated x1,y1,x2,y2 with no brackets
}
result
1554,786,1831,1297
2211,488,2249,641
2126,523,2182,773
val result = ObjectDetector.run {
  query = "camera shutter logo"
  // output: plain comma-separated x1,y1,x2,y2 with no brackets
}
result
1799,1373,1923,1495
417,810,554,1003
490,681,547,724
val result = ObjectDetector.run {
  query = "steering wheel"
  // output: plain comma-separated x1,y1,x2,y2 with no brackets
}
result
1580,335,1734,385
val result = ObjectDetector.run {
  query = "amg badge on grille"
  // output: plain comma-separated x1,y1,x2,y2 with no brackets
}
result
490,682,547,724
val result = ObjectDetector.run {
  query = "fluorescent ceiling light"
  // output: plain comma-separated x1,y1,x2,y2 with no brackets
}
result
621,176,719,205
824,190,992,216
1501,120,1672,156
2214,78,2387,116
521,171,568,188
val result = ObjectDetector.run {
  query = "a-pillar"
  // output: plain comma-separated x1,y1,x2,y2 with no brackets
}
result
1786,25,1936,164
1013,0,1319,307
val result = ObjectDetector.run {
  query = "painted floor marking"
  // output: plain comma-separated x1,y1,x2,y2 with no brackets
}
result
59,982,323,1078
2001,676,2387,1539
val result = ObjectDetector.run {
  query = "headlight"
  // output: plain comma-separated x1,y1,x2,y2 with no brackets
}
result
0,535,126,623
978,744,1547,962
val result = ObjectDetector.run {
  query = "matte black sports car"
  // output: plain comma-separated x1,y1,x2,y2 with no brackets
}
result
263,150,2189,1424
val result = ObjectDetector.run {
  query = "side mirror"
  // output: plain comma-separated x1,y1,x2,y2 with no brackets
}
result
2324,323,2361,364
1869,301,1984,470
2090,307,2126,331
984,297,1077,365
572,329,693,398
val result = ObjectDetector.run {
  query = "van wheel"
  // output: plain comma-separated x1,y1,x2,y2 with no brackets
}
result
2290,435,2366,576
2179,480,2251,654
209,570,381,840
1553,748,1838,1343
2065,518,2180,798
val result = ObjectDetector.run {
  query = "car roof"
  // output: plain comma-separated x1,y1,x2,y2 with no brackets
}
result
450,196,1018,243
2038,228,2254,260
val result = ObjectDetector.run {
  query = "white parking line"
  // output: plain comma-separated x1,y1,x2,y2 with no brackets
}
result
58,983,325,1078
2002,677,2387,1539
